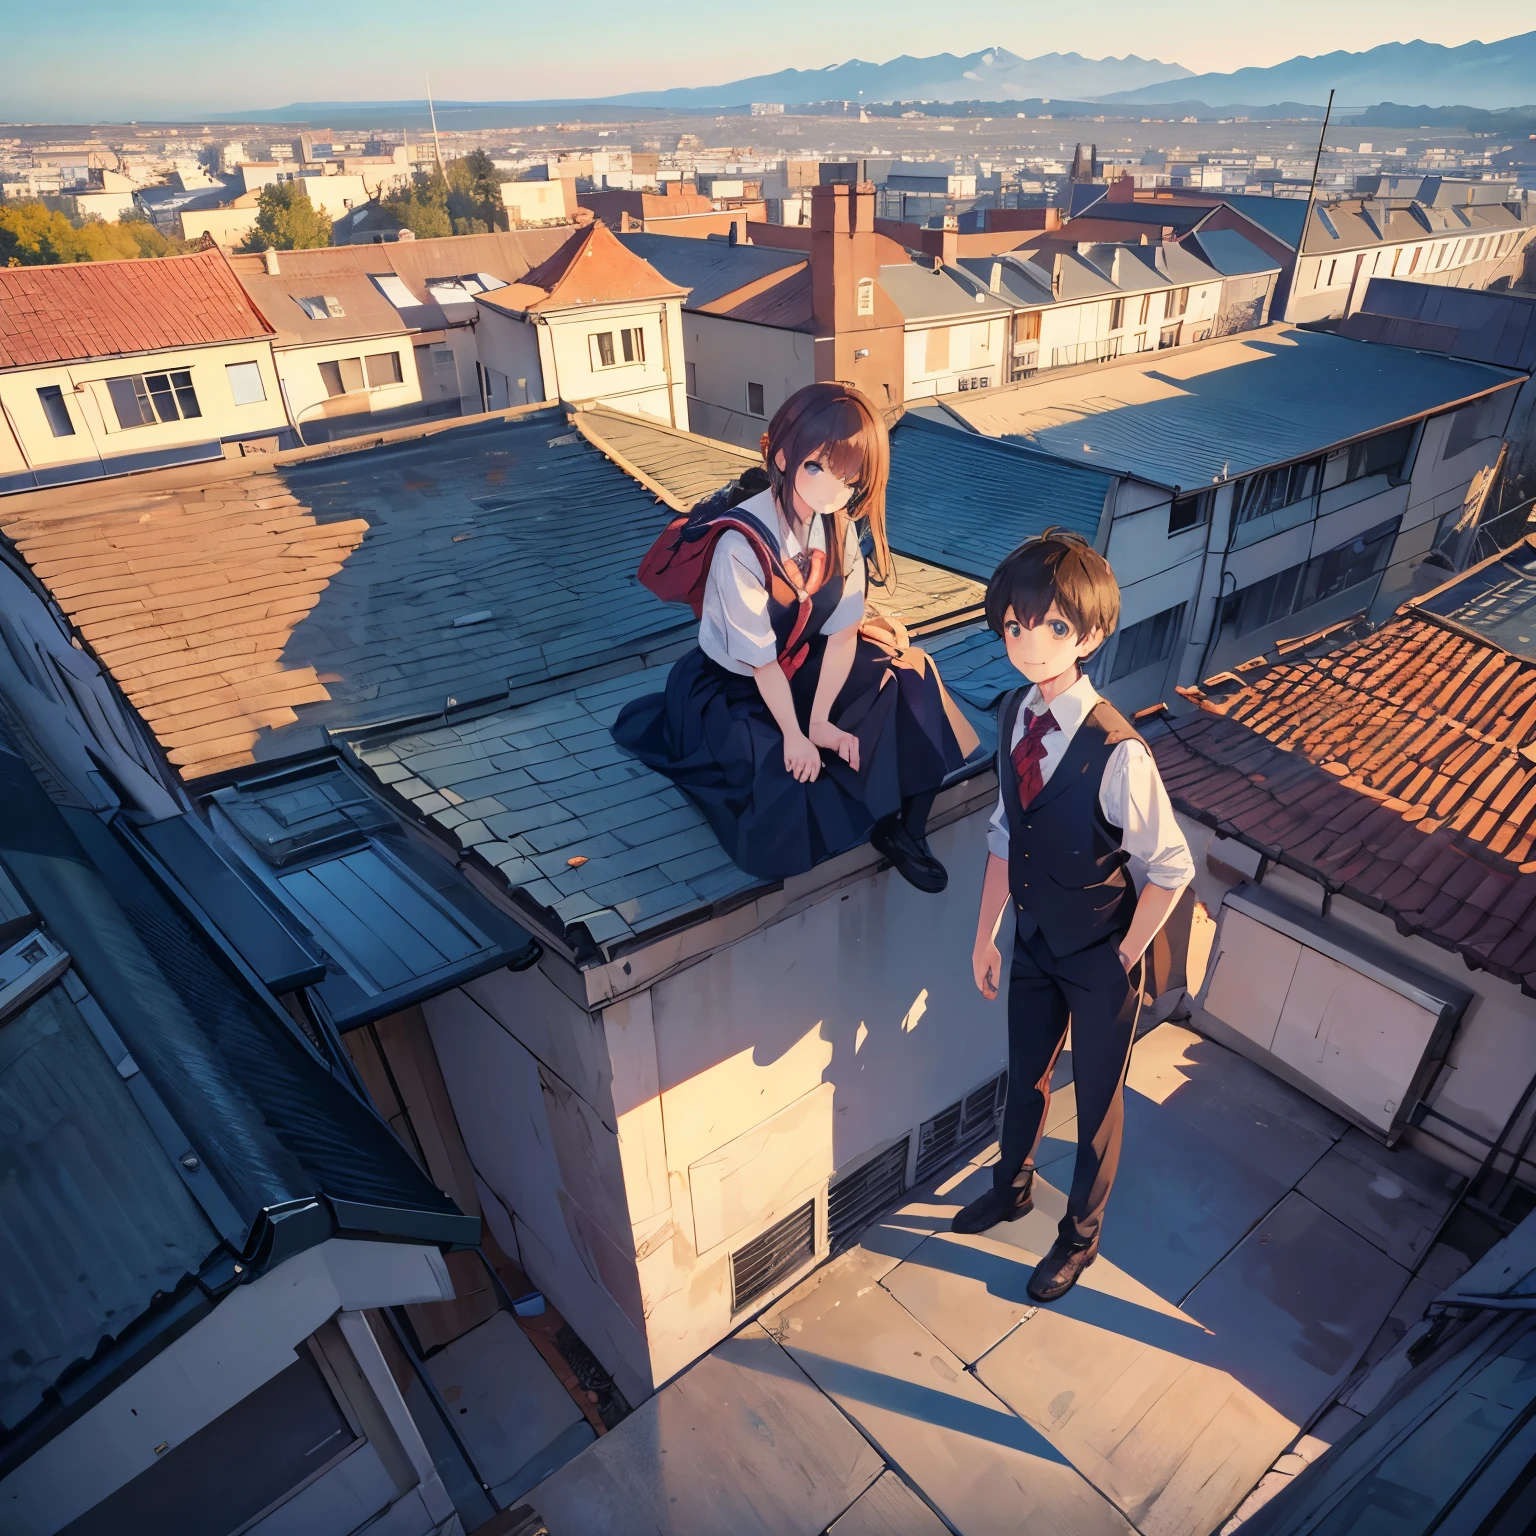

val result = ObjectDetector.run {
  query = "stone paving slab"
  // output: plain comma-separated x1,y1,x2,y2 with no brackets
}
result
528,1322,883,1536
762,1253,1134,1536
1181,1192,1408,1428
824,1470,951,1536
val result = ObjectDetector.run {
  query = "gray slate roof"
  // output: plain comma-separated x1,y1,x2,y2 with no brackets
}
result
617,232,805,309
1357,278,1536,372
886,415,1112,578
1184,228,1284,278
877,259,1012,323
945,325,1523,491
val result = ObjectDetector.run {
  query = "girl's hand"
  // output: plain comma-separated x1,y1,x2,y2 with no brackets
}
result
973,939,1002,1000
808,719,860,772
783,731,822,784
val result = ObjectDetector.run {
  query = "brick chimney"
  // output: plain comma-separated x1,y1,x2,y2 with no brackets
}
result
810,182,903,406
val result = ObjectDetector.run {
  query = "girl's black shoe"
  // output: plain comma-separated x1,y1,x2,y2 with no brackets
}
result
870,816,948,893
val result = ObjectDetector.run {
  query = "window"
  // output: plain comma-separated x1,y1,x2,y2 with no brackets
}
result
1159,323,1182,349
1223,517,1399,637
1320,424,1415,490
685,360,698,396
294,294,345,320
1168,488,1213,535
747,381,765,416
1014,311,1041,343
37,385,74,437
856,277,875,316
925,326,950,372
590,328,643,369
1109,297,1126,330
1326,259,1338,286
365,350,402,388
1109,602,1186,681
226,360,266,406
1165,287,1188,319
371,273,419,308
106,370,200,429
1235,457,1322,523
1137,293,1151,325
1444,394,1505,458
620,326,645,363
591,331,617,368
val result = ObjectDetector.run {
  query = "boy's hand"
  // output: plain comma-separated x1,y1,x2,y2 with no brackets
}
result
783,731,822,784
973,938,1002,1000
808,718,860,771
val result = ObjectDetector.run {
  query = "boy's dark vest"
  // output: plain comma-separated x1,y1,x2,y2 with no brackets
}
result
998,687,1141,957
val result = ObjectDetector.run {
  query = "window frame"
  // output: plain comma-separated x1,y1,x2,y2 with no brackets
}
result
590,331,617,369
226,360,267,406
746,381,766,417
1168,488,1213,536
37,384,76,438
105,369,201,429
1108,601,1187,682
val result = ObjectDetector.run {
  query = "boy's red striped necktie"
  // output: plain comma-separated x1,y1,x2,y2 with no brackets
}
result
1012,709,1058,809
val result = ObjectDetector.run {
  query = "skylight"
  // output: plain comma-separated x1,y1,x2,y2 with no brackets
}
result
295,294,344,320
371,274,420,309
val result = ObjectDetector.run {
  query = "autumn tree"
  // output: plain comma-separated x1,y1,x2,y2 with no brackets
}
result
0,203,189,265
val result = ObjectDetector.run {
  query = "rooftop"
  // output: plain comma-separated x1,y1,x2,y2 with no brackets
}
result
940,324,1523,490
1151,538,1536,1001
616,231,805,309
876,257,1013,324
480,221,688,315
0,248,273,370
1345,277,1536,372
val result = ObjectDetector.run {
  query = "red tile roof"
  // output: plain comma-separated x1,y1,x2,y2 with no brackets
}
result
509,220,688,311
0,249,275,370
1150,544,1536,998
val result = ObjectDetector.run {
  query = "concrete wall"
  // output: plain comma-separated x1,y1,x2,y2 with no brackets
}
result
271,336,422,434
680,312,815,448
1286,227,1536,325
179,203,259,248
902,316,1007,399
500,179,574,226
475,310,547,410
0,340,288,480
420,778,1011,1399
540,300,689,428
1180,820,1536,1191
0,1242,456,1536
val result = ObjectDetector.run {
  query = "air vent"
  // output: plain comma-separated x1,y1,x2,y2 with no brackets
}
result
828,1138,909,1253
916,1071,1007,1181
731,1200,816,1312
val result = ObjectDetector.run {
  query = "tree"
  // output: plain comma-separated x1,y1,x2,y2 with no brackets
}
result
449,149,502,232
381,168,452,240
238,182,332,252
0,202,189,265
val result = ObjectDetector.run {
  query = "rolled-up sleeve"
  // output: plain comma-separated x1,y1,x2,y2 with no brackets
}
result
1101,740,1194,890
822,521,867,636
987,788,1010,860
699,531,778,671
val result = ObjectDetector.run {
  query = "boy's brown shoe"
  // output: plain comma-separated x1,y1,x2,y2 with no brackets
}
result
1027,1236,1098,1301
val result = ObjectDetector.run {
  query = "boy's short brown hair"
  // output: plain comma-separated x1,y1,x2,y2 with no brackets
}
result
984,528,1120,651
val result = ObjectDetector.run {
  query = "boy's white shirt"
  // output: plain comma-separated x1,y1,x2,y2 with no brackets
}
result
987,672,1195,893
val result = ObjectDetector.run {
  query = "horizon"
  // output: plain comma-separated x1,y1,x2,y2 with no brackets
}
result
5,7,1534,122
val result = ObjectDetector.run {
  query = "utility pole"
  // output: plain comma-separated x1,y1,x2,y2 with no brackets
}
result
426,72,444,172
1286,88,1334,321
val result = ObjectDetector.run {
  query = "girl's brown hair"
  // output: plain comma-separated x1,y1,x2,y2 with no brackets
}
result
762,382,893,588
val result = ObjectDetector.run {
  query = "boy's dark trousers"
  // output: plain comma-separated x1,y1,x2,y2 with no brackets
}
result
993,916,1143,1250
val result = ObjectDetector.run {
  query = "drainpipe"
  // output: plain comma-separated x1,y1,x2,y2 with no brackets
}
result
657,303,677,427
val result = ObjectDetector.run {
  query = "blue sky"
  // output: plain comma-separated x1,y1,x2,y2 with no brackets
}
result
5,3,1532,120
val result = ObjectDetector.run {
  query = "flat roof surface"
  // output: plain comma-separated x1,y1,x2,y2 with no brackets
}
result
943,324,1522,490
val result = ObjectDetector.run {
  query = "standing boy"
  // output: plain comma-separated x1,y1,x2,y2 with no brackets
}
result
952,530,1193,1302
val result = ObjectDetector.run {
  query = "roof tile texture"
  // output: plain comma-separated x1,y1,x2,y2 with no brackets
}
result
1158,581,1536,997
0,249,274,369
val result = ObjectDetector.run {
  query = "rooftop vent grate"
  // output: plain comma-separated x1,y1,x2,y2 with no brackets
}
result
730,1200,815,1312
828,1138,909,1254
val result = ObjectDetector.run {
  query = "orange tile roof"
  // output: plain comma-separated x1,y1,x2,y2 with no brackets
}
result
510,221,688,311
0,471,366,780
1152,543,1536,997
0,249,274,370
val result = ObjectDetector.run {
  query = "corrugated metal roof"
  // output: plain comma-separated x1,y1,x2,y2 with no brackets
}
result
945,324,1522,490
616,233,804,309
886,415,1112,578
1359,278,1536,372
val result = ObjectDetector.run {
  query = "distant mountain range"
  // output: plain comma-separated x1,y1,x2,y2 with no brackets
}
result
223,29,1536,126
601,48,1192,109
1104,30,1536,110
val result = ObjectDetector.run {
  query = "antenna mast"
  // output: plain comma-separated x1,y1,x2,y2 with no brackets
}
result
426,72,444,171
1286,88,1335,320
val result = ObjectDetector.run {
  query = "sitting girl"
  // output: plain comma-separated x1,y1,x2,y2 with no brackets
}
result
612,382,978,890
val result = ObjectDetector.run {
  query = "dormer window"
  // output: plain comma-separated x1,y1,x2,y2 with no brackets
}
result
294,295,344,320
